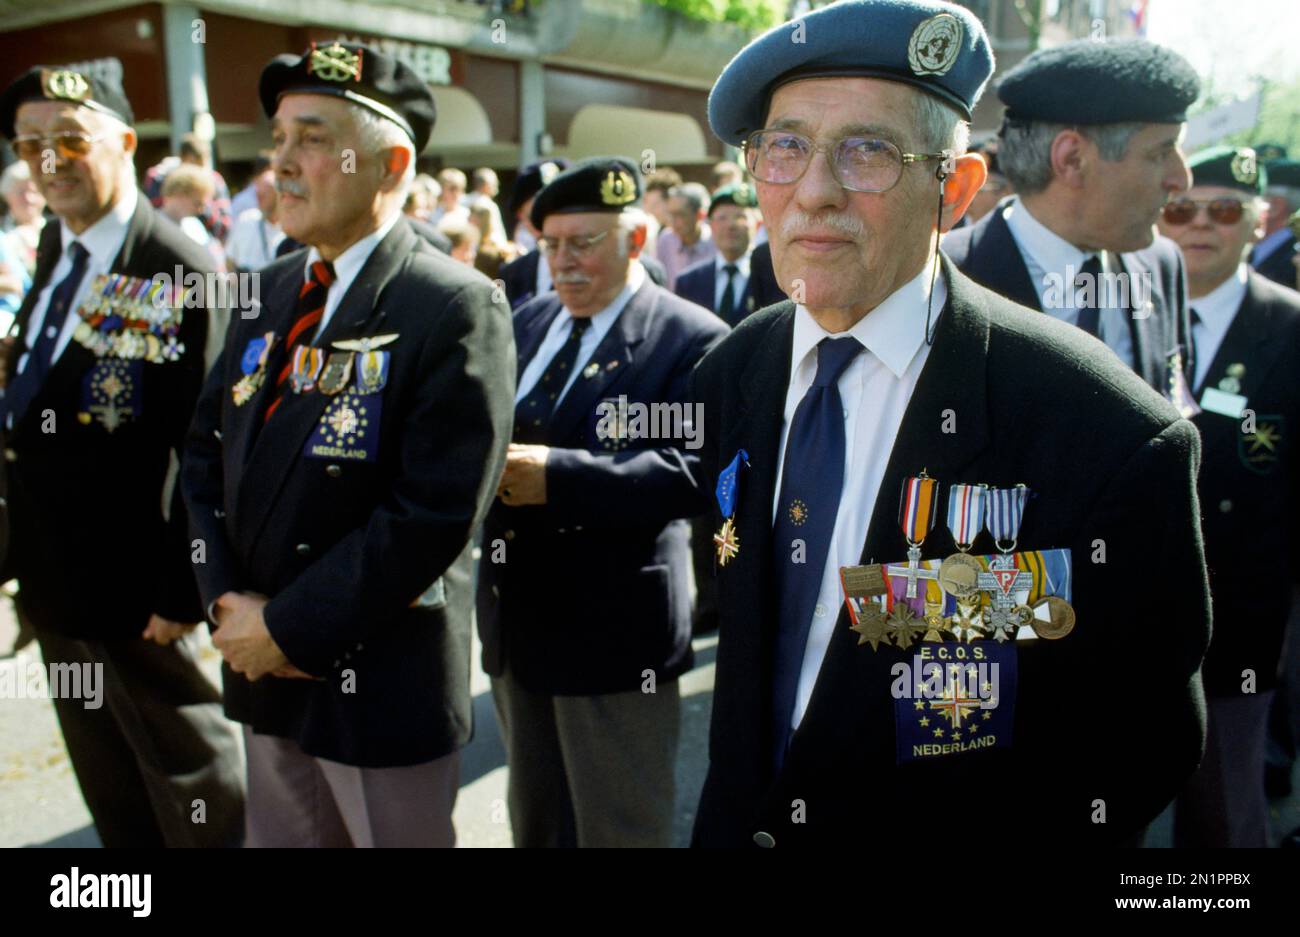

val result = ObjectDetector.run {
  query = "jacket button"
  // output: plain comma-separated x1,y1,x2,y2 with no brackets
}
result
296,543,311,556
753,831,775,848
558,527,567,534
213,429,223,441
326,464,342,478
503,529,515,541
214,509,225,519
1219,499,1233,513
0,497,7,508
3,448,15,462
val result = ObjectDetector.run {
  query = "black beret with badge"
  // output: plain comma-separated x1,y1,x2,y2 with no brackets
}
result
259,41,437,152
0,66,134,139
1188,146,1266,195
997,38,1200,126
707,0,995,147
507,158,569,221
708,182,758,214
529,156,641,229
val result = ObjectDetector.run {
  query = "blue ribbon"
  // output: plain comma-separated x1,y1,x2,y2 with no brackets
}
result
715,448,749,518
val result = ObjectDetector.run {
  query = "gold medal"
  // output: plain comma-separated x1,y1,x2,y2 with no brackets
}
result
938,552,982,598
318,352,353,395
1029,595,1076,640
849,601,890,651
886,603,926,650
713,517,740,566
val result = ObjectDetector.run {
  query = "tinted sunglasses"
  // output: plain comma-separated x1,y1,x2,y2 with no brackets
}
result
10,132,104,162
1161,197,1246,226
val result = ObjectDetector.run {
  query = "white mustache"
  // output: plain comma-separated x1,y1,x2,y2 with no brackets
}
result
554,274,592,285
780,210,865,240
276,179,308,198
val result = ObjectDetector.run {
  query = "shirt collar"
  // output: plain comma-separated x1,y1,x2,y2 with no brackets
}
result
715,249,752,278
61,185,137,264
1003,196,1096,277
1191,263,1249,330
305,210,402,287
790,255,944,382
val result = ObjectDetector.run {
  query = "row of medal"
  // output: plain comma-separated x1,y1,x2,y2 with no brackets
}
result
231,332,396,406
843,473,1076,650
73,274,185,363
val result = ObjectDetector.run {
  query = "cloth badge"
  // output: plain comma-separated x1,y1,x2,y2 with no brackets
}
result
1239,414,1283,475
78,358,143,432
304,390,381,462
354,350,390,394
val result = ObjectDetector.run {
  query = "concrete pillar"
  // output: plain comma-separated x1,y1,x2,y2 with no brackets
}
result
518,58,545,168
162,5,211,154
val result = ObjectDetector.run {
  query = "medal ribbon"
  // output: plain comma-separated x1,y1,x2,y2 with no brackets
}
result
898,474,939,544
715,449,749,518
986,485,1030,547
946,483,986,549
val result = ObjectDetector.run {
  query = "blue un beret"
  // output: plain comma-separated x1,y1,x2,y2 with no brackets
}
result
708,0,995,147
998,39,1200,126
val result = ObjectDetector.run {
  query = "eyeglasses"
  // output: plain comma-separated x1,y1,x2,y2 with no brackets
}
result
1161,197,1247,226
11,132,105,162
743,130,947,193
537,229,612,258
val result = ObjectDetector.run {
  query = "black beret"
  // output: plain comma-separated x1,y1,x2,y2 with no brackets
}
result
1254,143,1288,162
260,41,436,152
709,182,758,213
1265,159,1300,189
1188,146,1265,195
507,158,568,221
998,38,1200,126
0,66,134,139
530,156,642,229
709,0,995,146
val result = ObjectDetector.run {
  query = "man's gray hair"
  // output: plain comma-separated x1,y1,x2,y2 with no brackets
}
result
668,182,710,215
913,93,970,157
353,106,416,194
1266,185,1300,215
998,121,1144,196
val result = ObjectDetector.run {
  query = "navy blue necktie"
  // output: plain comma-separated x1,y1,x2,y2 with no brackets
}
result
718,263,738,321
3,241,90,428
514,316,591,443
770,335,864,769
1074,254,1103,337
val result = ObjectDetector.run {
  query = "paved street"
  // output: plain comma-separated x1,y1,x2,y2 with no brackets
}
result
2,596,1296,848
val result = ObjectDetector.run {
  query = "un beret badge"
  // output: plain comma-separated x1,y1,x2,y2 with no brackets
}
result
600,169,636,207
41,69,91,103
1230,149,1258,186
908,13,963,78
308,42,364,83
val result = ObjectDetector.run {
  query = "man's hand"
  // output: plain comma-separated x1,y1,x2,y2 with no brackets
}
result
142,614,197,647
498,443,550,506
211,591,288,681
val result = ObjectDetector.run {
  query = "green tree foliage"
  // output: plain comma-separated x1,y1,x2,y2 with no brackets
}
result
647,0,789,30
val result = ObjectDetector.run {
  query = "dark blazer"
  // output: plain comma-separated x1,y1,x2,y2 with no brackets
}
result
942,200,1195,395
499,249,668,310
1192,270,1300,696
0,198,210,637
181,217,515,767
477,281,729,695
689,256,1210,847
674,244,787,327
1252,232,1298,290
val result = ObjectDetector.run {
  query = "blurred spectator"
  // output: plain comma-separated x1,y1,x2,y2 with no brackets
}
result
143,133,233,241
467,166,508,243
404,173,441,223
432,167,469,225
711,160,745,192
965,138,1011,224
438,216,480,266
656,181,716,289
643,168,681,253
228,151,272,222
507,159,567,254
161,164,226,269
225,164,284,271
0,224,30,328
468,200,513,280
1,159,45,276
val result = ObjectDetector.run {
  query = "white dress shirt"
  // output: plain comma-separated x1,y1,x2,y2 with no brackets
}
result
1189,263,1249,391
714,251,752,311
16,186,138,376
226,207,285,271
775,259,946,728
303,210,402,340
1003,197,1136,370
515,262,647,406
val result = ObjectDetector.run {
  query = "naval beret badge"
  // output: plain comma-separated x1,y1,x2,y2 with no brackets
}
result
307,42,364,83
907,13,963,78
599,170,637,207
42,69,91,102
1230,149,1259,186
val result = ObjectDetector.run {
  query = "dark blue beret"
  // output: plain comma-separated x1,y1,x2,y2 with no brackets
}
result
0,65,134,139
997,38,1200,126
708,0,994,146
260,41,436,151
1188,146,1265,195
530,156,642,229
1265,159,1300,189
507,158,569,221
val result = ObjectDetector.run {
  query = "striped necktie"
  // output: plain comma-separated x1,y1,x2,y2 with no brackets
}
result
264,259,335,423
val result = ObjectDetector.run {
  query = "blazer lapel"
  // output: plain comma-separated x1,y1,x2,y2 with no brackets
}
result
970,204,1041,312
235,220,417,550
1195,273,1280,398
514,299,565,383
1114,251,1161,389
5,222,63,389
546,284,651,443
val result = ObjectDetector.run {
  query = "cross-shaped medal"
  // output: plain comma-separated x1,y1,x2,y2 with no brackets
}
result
886,544,940,599
976,557,1032,642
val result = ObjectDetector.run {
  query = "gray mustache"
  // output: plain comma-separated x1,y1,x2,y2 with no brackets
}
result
275,179,308,198
779,210,865,240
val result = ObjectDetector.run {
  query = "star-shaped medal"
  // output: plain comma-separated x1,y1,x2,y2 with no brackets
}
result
950,598,984,643
849,602,890,651
713,517,740,566
886,603,926,650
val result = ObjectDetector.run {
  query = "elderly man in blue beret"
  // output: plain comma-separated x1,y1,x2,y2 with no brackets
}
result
944,38,1200,403
690,0,1210,848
